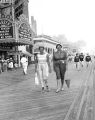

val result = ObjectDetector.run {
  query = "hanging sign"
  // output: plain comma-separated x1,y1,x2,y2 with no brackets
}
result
0,0,12,3
19,23,32,41
0,19,13,39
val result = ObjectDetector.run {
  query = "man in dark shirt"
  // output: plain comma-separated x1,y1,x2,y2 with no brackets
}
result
85,53,91,67
74,53,80,70
79,53,84,67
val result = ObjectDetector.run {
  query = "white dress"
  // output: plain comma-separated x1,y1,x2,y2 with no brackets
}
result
37,53,49,87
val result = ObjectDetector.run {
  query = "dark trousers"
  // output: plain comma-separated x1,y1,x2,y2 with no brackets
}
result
54,61,66,85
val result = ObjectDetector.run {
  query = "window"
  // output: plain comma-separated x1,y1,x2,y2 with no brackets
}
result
15,0,21,5
15,3,23,19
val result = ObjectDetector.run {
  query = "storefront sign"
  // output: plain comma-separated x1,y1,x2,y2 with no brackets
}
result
0,19,13,39
0,0,12,3
19,23,32,41
0,6,13,21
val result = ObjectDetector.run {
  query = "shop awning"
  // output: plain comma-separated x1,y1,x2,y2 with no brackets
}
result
8,51,21,55
0,39,33,46
20,51,33,57
8,51,32,57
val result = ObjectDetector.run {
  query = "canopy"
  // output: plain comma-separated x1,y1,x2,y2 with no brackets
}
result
8,51,33,57
21,51,32,57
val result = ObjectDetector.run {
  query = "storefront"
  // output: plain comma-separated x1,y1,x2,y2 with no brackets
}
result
0,3,33,67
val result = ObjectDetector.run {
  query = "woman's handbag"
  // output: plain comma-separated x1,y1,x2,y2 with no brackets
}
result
65,79,70,88
65,69,70,88
35,73,39,85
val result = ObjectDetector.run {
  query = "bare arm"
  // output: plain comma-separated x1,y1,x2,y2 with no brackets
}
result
47,54,52,73
52,52,56,71
34,55,38,72
47,54,51,67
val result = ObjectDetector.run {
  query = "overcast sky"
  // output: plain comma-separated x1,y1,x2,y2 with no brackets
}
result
29,0,95,53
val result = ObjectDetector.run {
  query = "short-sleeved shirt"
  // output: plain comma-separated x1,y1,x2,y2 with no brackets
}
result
85,56,91,62
79,55,84,61
53,50,67,64
74,56,79,62
21,57,28,65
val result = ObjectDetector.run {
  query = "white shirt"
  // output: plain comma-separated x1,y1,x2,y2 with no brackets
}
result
21,57,28,65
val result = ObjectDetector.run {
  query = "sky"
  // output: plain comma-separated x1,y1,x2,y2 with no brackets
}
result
29,0,95,53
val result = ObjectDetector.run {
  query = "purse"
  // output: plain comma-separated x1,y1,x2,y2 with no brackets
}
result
35,73,39,85
65,70,70,88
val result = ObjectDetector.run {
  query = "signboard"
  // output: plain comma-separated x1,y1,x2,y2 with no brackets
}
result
0,6,13,21
0,0,12,3
19,23,32,41
0,19,13,39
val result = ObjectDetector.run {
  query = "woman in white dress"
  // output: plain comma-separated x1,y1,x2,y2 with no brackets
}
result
35,46,51,92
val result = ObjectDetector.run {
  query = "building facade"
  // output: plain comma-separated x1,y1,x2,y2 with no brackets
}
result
14,0,29,19
31,16,37,36
0,0,35,66
33,35,79,57
33,35,61,54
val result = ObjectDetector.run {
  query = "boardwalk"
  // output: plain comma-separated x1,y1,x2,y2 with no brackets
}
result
0,62,93,120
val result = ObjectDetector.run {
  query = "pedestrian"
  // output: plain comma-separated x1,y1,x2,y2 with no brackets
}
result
20,55,28,75
8,58,14,71
68,54,72,62
35,46,52,92
79,53,84,67
3,59,8,72
74,53,80,70
85,53,91,67
1,56,5,72
53,44,67,93
0,57,2,73
48,49,53,70
48,49,53,63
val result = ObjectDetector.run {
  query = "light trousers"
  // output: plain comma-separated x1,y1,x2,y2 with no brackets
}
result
22,63,28,74
37,63,49,87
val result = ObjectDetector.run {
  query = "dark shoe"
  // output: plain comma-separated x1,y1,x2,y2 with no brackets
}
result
23,71,25,75
42,87,45,93
46,86,49,92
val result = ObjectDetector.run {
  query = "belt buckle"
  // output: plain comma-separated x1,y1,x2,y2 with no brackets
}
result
61,60,64,63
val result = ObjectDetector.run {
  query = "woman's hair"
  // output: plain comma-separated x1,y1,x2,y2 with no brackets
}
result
23,55,26,57
56,44,62,49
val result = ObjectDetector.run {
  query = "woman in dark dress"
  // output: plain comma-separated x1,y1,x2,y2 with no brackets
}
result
53,44,67,93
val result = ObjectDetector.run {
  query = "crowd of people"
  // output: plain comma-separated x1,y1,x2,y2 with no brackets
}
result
0,45,93,94
0,56,18,73
33,44,68,93
20,44,68,93
32,45,93,93
74,52,92,70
